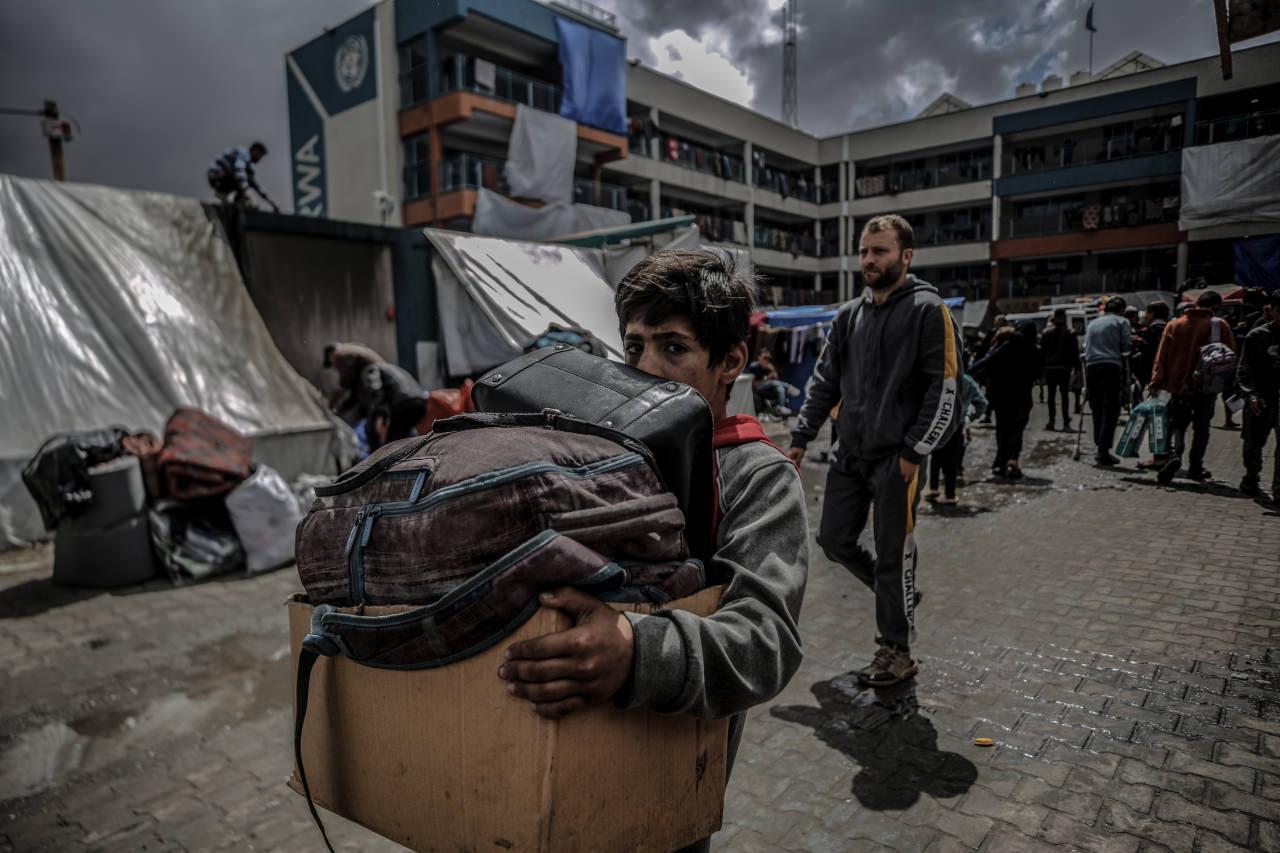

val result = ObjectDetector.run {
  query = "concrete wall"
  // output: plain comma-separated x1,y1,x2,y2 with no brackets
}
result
627,66,819,163
848,181,992,218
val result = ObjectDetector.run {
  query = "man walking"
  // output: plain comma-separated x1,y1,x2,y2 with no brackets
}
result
1150,290,1237,483
788,215,963,687
1041,308,1080,431
1237,291,1280,502
1082,297,1132,466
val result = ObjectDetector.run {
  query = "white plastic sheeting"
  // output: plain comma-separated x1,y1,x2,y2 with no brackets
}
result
504,105,576,204
0,175,335,547
426,229,625,376
1180,136,1280,230
471,188,629,242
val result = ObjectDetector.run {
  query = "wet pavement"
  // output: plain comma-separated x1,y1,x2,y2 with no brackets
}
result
2,407,1278,852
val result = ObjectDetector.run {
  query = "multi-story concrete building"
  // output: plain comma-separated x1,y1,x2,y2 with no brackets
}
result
286,0,1280,309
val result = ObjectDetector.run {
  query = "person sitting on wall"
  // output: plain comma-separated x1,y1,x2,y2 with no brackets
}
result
206,141,278,211
745,346,792,418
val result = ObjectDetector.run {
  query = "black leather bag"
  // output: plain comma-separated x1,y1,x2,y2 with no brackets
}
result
472,345,716,559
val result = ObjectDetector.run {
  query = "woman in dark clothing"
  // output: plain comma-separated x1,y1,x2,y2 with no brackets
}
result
971,321,1044,479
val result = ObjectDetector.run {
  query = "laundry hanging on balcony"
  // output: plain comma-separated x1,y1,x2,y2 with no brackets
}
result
1180,135,1280,230
555,16,626,134
504,105,576,204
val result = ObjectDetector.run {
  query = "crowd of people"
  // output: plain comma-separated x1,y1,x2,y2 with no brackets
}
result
953,286,1279,503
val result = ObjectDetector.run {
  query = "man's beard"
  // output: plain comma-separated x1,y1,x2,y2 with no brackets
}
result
864,257,905,290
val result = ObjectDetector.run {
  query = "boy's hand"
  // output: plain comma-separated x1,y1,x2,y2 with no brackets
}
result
499,587,634,720
786,446,806,464
899,456,919,484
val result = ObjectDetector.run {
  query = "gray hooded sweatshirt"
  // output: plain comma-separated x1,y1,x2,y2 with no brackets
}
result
791,276,963,463
616,439,809,793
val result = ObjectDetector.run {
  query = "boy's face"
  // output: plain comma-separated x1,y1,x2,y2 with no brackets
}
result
622,315,746,418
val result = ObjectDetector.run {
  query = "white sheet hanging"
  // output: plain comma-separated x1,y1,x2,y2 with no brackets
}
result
504,105,576,204
1180,136,1280,230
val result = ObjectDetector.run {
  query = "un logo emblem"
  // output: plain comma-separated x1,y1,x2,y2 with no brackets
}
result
334,35,369,93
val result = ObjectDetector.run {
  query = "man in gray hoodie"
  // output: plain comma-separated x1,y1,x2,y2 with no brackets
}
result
788,214,963,687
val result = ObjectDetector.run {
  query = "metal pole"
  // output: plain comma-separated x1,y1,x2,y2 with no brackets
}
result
1213,0,1233,80
1088,32,1094,76
44,100,65,181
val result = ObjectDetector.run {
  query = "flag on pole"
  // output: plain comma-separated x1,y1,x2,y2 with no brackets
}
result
1086,3,1097,32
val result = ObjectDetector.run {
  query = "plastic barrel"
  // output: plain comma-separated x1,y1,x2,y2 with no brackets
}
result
69,455,147,530
53,513,157,588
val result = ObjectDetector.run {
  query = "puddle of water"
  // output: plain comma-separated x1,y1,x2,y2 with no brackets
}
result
0,645,289,804
0,722,86,801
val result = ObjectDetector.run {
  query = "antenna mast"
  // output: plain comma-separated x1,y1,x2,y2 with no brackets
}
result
782,0,798,127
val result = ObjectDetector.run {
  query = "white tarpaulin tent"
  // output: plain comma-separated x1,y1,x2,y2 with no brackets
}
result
427,228,626,376
1180,135,1280,230
0,175,338,548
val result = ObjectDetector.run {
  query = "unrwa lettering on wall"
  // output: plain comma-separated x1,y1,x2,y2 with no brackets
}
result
295,135,324,217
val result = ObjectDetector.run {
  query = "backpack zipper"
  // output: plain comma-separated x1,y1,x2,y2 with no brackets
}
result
345,453,644,605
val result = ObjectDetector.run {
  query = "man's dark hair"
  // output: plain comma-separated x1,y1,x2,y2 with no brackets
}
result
1105,297,1127,314
1146,301,1170,320
250,141,268,156
1197,289,1223,309
861,214,914,251
615,249,757,368
756,346,773,357
1266,291,1280,309
1052,308,1067,322
322,342,337,368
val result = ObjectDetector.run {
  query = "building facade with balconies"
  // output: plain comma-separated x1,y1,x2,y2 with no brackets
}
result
287,1,1280,308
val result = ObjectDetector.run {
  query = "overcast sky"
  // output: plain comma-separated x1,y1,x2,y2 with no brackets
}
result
1,0,1274,210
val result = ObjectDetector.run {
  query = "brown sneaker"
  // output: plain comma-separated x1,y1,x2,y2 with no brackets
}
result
858,643,919,687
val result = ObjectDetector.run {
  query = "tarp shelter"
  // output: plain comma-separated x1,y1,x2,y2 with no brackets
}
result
427,229,627,377
0,175,339,548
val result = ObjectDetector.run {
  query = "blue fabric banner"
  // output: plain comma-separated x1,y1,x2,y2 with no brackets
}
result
555,17,627,134
1234,234,1280,294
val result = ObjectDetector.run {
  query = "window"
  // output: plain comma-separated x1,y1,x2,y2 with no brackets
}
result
403,133,429,200
399,38,428,108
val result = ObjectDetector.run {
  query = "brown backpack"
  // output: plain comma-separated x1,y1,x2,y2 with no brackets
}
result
292,410,706,851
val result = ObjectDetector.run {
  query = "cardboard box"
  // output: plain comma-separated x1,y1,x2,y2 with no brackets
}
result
288,587,728,852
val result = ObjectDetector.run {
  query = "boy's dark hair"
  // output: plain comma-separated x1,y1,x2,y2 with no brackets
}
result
1146,301,1170,320
615,249,758,368
1197,289,1223,308
861,214,914,251
1104,296,1127,314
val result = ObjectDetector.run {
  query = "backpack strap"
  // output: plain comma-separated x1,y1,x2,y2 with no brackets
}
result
1209,317,1222,345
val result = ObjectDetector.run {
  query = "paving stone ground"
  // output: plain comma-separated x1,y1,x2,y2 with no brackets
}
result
1,402,1277,852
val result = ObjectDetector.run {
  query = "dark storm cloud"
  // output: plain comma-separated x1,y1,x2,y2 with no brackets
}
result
597,0,1253,136
0,0,374,208
0,0,1272,203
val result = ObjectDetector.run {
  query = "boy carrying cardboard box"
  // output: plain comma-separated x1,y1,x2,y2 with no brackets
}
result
499,249,811,850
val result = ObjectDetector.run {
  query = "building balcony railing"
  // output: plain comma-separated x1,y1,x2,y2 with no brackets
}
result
1194,108,1280,146
923,222,989,246
438,55,560,114
658,136,746,183
439,153,510,195
573,178,631,213
1002,199,1178,239
853,162,991,198
404,162,431,201
1001,267,1177,299
1003,128,1183,177
754,225,818,257
754,167,821,203
659,205,746,243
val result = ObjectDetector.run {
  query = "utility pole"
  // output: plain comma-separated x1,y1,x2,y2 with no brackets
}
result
782,0,798,128
44,100,66,181
0,100,74,180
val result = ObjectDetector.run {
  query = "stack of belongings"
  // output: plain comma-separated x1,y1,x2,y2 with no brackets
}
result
289,344,727,853
1116,396,1171,458
23,428,158,587
150,407,303,581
